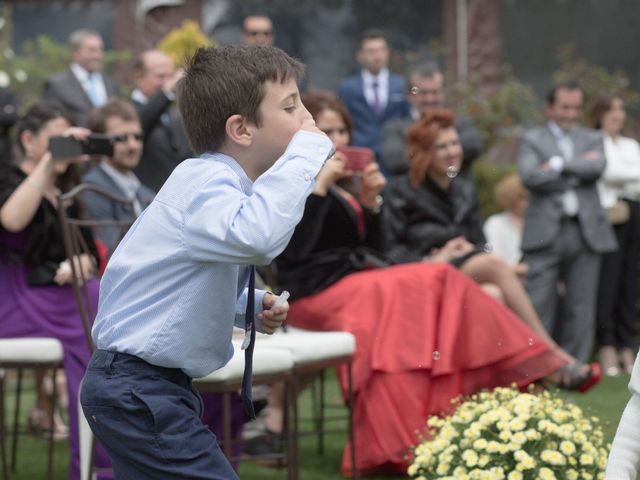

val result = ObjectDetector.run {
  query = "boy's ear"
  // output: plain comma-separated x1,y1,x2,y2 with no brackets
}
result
225,114,253,147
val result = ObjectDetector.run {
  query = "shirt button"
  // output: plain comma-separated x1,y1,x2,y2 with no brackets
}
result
303,173,311,181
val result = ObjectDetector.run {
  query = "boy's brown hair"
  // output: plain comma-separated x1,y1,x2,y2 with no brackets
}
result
177,45,305,154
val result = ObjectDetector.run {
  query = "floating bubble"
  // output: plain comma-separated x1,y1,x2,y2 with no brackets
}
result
483,243,493,253
446,166,458,178
497,341,502,347
432,351,441,361
528,338,534,346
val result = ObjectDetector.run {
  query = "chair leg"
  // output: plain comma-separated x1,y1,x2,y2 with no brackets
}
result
347,362,357,479
1,371,8,480
285,378,298,480
46,368,57,480
10,368,23,472
318,370,325,455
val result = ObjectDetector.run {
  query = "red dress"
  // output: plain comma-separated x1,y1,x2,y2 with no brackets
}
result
287,262,566,476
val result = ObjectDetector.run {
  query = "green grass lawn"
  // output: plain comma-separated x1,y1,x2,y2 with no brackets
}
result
2,372,633,479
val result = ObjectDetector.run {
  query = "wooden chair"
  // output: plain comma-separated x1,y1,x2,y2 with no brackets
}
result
0,338,64,480
57,184,137,480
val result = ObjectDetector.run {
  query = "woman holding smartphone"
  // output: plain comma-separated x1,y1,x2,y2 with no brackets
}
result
273,91,600,477
0,102,106,480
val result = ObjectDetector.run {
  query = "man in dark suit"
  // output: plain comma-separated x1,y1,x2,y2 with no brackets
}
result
43,29,120,127
337,29,409,170
518,81,617,362
130,50,192,192
381,62,483,177
83,99,155,254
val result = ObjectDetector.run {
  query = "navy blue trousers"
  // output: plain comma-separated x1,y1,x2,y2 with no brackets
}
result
80,350,238,480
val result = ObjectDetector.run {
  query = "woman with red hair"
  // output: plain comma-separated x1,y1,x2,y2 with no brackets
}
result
275,95,599,477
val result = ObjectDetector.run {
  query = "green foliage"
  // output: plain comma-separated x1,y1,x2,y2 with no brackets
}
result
472,160,517,219
553,44,639,112
0,5,131,112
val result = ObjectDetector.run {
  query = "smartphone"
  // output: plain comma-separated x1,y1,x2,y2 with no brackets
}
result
336,146,373,172
49,134,114,159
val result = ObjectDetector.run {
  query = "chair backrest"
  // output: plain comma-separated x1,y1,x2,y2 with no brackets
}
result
56,183,138,351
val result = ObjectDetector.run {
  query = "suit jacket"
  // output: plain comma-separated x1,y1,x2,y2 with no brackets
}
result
43,69,120,126
132,90,192,192
381,115,484,175
517,125,616,254
385,174,485,264
81,165,155,253
274,188,387,301
337,72,409,163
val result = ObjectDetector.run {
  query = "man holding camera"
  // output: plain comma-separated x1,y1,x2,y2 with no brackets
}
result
82,99,155,254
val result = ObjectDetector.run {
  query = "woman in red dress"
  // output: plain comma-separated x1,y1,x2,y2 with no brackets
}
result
273,92,599,476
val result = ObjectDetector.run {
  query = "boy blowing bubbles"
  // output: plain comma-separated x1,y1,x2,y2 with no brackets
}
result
80,46,333,478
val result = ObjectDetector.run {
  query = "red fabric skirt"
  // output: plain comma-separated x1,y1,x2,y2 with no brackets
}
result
287,262,566,476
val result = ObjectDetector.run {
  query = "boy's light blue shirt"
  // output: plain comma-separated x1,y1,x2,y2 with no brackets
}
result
92,130,333,378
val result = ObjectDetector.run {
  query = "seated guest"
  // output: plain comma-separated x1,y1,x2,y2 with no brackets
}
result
483,172,529,278
82,99,154,253
0,102,109,479
273,92,600,476
385,109,561,346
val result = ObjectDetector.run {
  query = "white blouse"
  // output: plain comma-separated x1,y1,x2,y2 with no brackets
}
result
483,212,522,266
598,135,640,208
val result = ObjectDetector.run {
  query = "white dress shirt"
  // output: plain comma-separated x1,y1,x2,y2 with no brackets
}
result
70,63,107,106
598,134,640,208
483,212,522,266
92,130,333,377
361,68,389,112
548,121,579,216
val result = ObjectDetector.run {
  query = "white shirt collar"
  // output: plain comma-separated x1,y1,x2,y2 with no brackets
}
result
361,68,389,86
131,89,148,105
70,63,102,82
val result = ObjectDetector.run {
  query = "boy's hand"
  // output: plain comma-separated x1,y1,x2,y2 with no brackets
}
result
258,292,289,334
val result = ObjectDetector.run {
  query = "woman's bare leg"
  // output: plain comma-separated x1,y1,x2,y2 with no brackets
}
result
460,253,571,362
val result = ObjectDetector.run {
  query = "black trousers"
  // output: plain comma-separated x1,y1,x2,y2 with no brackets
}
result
596,199,640,349
81,350,238,480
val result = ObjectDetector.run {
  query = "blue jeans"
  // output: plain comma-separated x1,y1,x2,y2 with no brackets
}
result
80,350,238,480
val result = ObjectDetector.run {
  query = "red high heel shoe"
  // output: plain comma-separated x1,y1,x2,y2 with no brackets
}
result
554,362,602,393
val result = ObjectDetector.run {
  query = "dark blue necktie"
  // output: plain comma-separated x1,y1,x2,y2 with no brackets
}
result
241,266,256,418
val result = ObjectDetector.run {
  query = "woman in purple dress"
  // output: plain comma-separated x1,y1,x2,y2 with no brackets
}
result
0,102,104,480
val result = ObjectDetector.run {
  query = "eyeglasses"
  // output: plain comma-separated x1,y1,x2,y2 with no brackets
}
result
110,132,143,143
245,30,273,37
321,128,348,136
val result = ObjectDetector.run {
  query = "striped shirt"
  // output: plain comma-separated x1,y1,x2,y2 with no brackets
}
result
92,130,333,377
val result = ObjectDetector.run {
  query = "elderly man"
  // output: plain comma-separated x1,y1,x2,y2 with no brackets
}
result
43,29,120,126
130,50,191,192
381,62,483,177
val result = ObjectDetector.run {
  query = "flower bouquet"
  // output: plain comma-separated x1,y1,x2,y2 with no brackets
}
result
408,386,609,480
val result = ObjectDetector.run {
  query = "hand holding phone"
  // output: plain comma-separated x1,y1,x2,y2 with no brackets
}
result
335,146,374,172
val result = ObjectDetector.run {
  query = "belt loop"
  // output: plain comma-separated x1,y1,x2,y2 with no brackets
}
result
104,350,116,373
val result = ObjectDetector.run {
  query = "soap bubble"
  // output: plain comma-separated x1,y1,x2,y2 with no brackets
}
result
446,166,458,178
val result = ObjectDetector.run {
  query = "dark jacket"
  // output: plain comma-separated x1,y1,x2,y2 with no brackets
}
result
385,175,485,263
132,91,192,192
274,188,387,301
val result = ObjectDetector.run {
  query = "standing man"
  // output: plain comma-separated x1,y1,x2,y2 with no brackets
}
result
241,14,274,46
131,50,191,192
381,62,484,177
518,80,616,362
337,29,409,168
82,99,155,253
43,29,120,126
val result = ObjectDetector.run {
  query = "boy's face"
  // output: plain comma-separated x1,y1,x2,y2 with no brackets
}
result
249,78,312,172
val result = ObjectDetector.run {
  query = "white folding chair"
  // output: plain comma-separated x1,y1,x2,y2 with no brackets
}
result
0,338,64,480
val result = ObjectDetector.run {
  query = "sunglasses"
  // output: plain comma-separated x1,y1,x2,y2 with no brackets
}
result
110,132,143,143
245,29,273,37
